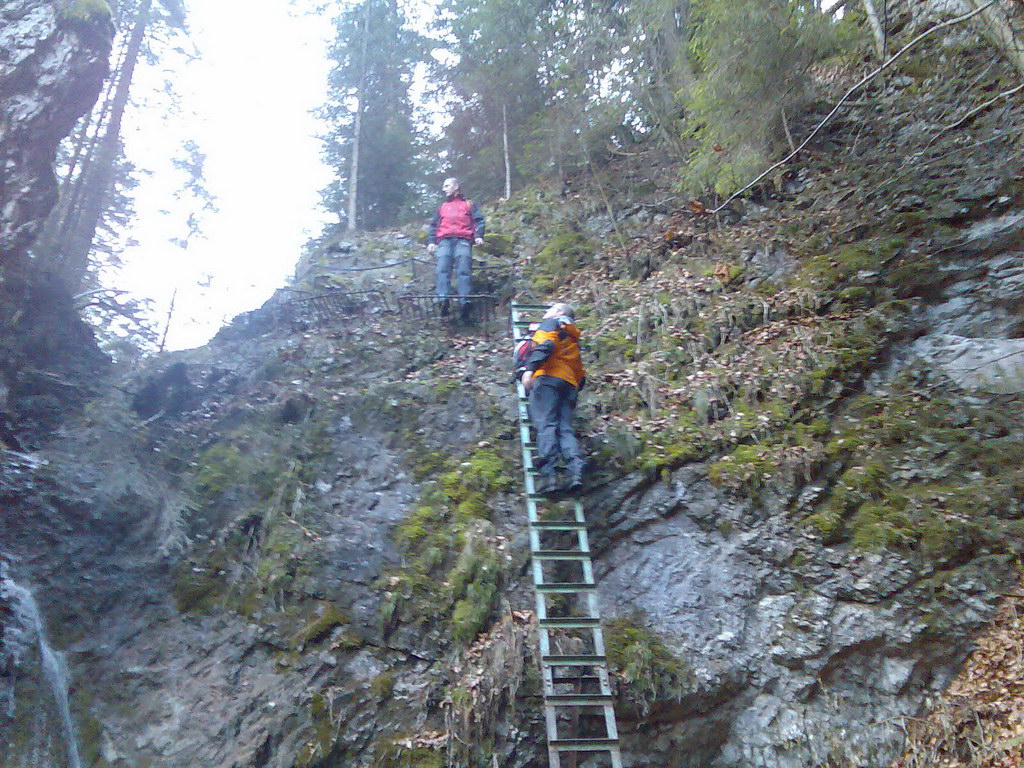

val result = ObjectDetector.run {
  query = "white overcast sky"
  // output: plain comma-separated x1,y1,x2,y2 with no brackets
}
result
119,1,337,351
116,0,447,351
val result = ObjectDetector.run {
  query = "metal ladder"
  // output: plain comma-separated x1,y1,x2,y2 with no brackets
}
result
510,302,624,768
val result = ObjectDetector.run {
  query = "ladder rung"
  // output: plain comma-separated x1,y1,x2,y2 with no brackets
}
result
532,550,591,560
530,521,587,530
543,654,607,665
539,617,601,628
551,739,620,751
528,494,565,503
536,582,596,593
551,674,604,683
545,694,615,705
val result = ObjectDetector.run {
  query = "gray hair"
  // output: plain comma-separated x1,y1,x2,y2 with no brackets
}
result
550,302,574,319
443,177,460,188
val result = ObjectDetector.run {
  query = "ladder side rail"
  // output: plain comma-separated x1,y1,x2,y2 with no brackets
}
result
511,302,624,768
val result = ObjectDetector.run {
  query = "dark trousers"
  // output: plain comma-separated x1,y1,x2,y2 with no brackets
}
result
529,375,582,479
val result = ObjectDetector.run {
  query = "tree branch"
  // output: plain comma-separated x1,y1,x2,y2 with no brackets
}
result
928,80,1024,145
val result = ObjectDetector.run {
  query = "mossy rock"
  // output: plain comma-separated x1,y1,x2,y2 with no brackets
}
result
606,619,689,715
73,689,112,768
295,692,336,768
532,232,595,293
192,443,245,501
478,232,515,256
799,237,904,294
62,0,111,21
172,548,231,613
439,446,515,523
806,387,1024,564
708,443,776,490
849,502,916,551
375,742,445,768
449,526,503,642
369,671,396,699
884,257,948,299
292,602,350,650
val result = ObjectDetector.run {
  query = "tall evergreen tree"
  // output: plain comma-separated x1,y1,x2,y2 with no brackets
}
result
33,0,190,292
437,0,685,191
320,0,425,231
435,0,552,197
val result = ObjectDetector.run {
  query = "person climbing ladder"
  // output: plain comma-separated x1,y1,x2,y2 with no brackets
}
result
521,302,586,496
511,301,623,768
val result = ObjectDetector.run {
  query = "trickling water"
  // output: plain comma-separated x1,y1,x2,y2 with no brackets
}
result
1,576,83,768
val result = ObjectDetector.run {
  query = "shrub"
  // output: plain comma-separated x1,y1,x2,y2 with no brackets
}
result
683,0,844,195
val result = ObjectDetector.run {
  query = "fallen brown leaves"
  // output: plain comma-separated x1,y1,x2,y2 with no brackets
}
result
893,588,1024,768
443,610,536,758
391,730,450,751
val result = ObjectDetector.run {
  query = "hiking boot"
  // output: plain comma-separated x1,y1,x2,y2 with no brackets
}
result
459,302,472,323
565,475,583,493
536,475,561,497
439,299,450,317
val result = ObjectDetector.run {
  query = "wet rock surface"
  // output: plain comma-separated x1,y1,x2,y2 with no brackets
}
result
0,0,111,265
596,468,1007,768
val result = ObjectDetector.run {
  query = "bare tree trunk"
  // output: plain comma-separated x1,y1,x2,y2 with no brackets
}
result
968,0,1024,76
61,36,126,191
59,0,153,289
781,107,797,153
346,1,371,232
502,102,511,199
862,0,888,60
61,108,96,192
158,287,177,353
34,27,128,267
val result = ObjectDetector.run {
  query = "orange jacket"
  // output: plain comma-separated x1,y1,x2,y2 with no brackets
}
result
526,317,585,388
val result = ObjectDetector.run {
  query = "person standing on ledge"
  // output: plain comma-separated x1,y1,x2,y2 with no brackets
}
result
521,303,586,496
427,177,485,322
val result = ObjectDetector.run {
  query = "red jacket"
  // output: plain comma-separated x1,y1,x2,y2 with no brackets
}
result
429,196,485,243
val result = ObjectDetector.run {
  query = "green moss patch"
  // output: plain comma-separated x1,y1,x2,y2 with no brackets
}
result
62,0,111,21
292,602,350,650
374,741,445,768
803,386,1024,565
797,237,905,295
439,447,515,522
377,443,513,644
295,693,336,768
172,545,232,613
606,619,690,716
478,232,516,256
532,232,595,293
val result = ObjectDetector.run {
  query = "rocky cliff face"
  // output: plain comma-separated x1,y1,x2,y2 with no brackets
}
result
0,0,112,267
0,0,113,445
0,3,111,764
2,14,1024,768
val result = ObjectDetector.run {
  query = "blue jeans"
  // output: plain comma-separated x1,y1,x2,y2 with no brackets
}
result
435,238,473,304
529,376,583,479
